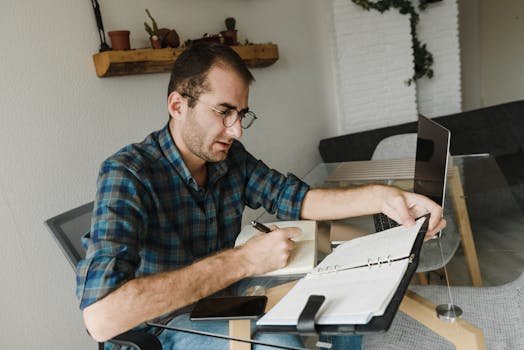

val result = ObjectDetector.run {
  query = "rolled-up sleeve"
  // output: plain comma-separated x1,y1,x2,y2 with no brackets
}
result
244,156,310,220
76,161,148,310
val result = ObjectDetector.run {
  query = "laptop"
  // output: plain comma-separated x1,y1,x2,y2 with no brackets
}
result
330,115,451,244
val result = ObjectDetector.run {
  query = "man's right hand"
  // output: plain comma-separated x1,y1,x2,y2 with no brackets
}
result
239,226,301,275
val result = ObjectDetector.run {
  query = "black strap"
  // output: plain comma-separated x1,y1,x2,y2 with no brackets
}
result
90,0,110,52
296,295,325,335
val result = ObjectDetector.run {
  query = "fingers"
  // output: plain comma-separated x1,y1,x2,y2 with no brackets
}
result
383,191,415,227
267,229,297,268
403,192,447,238
282,226,302,240
424,217,447,240
383,189,446,235
241,226,299,275
412,194,444,233
266,225,302,239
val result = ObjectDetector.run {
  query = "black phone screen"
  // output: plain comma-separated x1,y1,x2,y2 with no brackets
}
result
190,296,268,320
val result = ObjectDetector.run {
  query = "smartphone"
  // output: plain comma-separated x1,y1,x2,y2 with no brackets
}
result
190,295,268,320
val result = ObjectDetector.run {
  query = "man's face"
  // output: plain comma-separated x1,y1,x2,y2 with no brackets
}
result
181,65,249,163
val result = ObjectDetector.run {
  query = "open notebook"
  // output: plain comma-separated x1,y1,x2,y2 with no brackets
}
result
257,217,427,326
234,220,317,277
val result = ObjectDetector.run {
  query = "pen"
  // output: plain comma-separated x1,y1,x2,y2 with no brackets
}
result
251,220,272,233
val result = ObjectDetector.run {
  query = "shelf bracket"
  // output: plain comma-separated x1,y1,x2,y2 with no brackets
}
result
90,0,110,52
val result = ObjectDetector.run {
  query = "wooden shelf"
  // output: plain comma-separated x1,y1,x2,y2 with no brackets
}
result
92,43,279,77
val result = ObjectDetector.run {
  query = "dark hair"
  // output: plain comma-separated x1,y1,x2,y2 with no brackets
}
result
167,42,255,108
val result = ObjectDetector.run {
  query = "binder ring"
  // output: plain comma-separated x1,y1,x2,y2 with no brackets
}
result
367,258,372,268
387,255,392,266
377,256,382,267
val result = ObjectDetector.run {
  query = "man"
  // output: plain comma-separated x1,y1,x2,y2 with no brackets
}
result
77,42,446,349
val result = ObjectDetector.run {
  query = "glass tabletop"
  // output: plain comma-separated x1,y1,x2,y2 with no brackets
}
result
259,154,524,285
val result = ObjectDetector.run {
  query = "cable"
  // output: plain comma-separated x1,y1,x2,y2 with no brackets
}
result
146,322,310,350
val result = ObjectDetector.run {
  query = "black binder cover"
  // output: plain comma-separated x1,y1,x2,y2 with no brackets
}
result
257,216,430,335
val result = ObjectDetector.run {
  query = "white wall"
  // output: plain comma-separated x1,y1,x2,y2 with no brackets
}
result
459,0,524,110
332,0,417,133
458,0,482,111
479,0,524,107
416,0,461,118
331,0,461,134
0,0,337,348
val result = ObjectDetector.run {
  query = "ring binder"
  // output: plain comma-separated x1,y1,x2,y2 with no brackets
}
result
312,252,415,275
257,216,430,330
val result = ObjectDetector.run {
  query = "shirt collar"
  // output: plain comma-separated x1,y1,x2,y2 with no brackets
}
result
158,124,229,189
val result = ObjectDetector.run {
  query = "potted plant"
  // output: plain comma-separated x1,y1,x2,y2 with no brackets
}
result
144,9,180,49
220,17,238,45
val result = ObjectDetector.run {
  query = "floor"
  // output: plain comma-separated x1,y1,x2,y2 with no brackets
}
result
433,212,524,287
416,190,524,287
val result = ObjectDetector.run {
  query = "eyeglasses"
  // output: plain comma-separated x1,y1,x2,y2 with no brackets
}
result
182,93,257,129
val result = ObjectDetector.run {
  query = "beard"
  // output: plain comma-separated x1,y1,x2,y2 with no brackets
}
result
181,116,231,163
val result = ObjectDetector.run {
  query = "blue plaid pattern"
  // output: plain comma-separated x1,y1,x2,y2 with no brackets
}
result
76,124,309,311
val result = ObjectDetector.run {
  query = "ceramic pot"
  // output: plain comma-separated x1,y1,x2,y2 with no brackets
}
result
108,30,131,50
150,35,162,49
220,30,238,45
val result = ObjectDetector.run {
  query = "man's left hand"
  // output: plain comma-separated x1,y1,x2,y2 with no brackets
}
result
377,186,447,239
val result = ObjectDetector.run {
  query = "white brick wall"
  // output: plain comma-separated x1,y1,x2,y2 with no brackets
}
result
333,0,417,133
332,0,461,134
417,1,462,117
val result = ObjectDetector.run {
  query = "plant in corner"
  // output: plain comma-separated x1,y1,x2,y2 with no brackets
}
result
220,17,238,46
144,8,180,49
351,0,442,85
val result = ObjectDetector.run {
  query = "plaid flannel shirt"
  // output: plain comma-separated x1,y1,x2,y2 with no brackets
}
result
76,124,309,310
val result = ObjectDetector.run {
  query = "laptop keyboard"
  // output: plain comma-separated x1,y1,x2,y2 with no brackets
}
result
373,213,400,232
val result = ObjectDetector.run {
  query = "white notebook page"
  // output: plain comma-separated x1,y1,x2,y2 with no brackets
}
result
315,218,424,273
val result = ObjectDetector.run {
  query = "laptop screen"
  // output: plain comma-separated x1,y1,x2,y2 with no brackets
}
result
414,116,451,206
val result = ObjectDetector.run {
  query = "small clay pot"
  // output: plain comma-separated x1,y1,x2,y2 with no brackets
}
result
220,30,238,45
150,35,162,49
108,30,131,50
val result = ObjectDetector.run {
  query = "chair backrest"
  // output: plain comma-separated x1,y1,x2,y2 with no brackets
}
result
371,133,461,274
45,202,93,271
371,133,417,160
44,202,165,350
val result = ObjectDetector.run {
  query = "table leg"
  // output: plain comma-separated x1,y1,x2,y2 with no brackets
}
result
400,290,486,350
449,166,483,286
228,281,300,350
229,320,251,350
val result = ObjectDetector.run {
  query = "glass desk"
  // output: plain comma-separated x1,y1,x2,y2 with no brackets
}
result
151,154,523,350
259,154,523,286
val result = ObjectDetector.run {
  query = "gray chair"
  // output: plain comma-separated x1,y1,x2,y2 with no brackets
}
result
371,133,461,282
362,271,524,349
45,202,162,350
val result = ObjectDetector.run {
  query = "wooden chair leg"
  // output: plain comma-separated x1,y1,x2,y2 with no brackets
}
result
418,272,429,285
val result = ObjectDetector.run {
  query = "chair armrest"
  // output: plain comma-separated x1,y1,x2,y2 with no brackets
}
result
110,330,162,350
